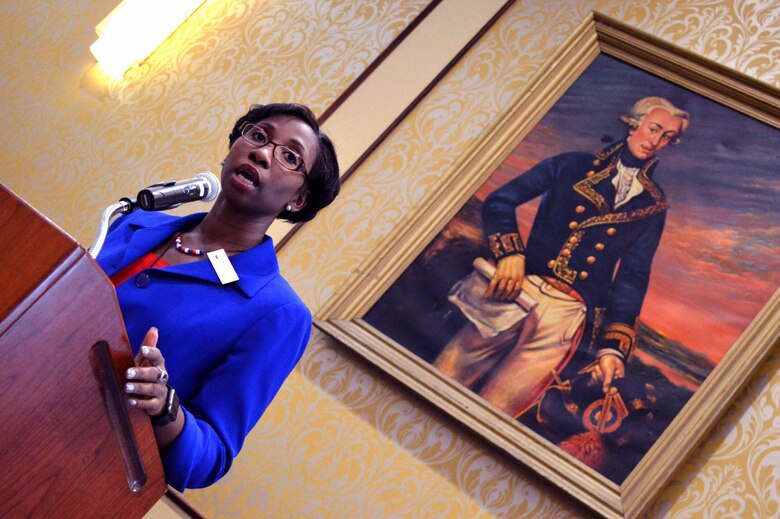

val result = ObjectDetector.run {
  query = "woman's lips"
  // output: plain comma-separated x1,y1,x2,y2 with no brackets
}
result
231,165,259,189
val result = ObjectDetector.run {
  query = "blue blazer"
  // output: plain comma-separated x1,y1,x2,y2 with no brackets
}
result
482,141,669,363
97,211,311,490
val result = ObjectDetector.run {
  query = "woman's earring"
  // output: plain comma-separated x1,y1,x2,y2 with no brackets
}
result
285,204,293,211
220,160,225,166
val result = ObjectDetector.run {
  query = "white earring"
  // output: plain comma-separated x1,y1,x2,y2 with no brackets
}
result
220,160,225,166
285,204,293,211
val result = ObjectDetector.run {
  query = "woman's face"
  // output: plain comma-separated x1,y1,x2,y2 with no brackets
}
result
220,114,318,217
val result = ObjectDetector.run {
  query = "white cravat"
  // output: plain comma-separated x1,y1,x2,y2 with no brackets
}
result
612,160,644,208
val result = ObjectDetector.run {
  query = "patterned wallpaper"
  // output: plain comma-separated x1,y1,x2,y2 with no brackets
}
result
259,1,780,517
0,0,430,244
0,0,777,517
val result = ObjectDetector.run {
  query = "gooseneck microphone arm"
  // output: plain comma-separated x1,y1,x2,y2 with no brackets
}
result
88,197,137,259
88,172,219,259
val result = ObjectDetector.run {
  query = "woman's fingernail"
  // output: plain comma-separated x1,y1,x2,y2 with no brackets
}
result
128,399,137,406
127,368,136,379
125,383,135,393
141,346,150,356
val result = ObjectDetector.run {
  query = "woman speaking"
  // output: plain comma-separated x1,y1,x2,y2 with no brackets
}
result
97,103,340,490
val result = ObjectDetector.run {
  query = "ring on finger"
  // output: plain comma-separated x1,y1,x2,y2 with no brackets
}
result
155,366,169,384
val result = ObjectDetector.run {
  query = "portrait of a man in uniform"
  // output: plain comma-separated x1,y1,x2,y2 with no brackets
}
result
433,96,689,419
364,54,780,483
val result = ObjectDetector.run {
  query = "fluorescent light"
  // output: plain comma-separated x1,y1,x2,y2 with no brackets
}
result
90,0,206,77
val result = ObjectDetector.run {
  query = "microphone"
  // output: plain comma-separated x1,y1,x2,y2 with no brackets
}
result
137,172,220,211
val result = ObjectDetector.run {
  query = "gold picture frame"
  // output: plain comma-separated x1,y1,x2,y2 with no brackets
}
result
314,12,780,518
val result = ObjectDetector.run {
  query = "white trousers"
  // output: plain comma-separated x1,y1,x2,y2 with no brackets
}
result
434,275,586,418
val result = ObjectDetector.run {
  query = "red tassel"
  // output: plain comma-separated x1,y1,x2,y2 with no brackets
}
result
559,431,607,470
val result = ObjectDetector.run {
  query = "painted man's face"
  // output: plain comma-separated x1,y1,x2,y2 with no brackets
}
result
626,107,684,160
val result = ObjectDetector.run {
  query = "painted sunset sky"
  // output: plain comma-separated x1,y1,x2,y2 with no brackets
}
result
474,55,780,364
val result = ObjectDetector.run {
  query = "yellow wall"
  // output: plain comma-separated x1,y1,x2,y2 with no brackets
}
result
1,1,777,517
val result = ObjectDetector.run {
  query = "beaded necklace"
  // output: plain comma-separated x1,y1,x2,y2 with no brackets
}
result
174,233,251,257
174,234,205,256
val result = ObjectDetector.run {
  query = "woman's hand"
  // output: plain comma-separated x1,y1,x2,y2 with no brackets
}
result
484,255,525,302
125,327,169,417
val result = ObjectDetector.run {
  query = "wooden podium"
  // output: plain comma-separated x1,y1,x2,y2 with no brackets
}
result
0,185,166,517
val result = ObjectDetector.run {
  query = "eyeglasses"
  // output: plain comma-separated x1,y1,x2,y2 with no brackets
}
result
239,122,308,178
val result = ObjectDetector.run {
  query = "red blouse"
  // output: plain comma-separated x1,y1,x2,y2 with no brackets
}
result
110,253,170,287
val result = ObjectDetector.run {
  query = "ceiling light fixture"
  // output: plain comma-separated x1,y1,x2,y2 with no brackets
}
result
89,0,206,77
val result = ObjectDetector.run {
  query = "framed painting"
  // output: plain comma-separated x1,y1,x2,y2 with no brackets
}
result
315,12,780,518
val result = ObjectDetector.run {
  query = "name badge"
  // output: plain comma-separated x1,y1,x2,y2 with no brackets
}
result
207,249,239,284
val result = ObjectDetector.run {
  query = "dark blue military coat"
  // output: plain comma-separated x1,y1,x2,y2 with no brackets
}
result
482,140,669,368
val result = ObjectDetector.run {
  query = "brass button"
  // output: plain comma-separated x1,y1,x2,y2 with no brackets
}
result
592,159,600,166
586,256,596,264
568,236,579,244
568,221,579,230
607,227,616,236
575,205,586,213
579,271,589,280
561,248,571,257
586,170,595,177
595,243,605,251
548,260,555,268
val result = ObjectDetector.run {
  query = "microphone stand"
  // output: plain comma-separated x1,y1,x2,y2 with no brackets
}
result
88,197,137,259
88,172,217,259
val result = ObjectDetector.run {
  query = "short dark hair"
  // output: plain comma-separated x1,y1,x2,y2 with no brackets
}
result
229,103,340,222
